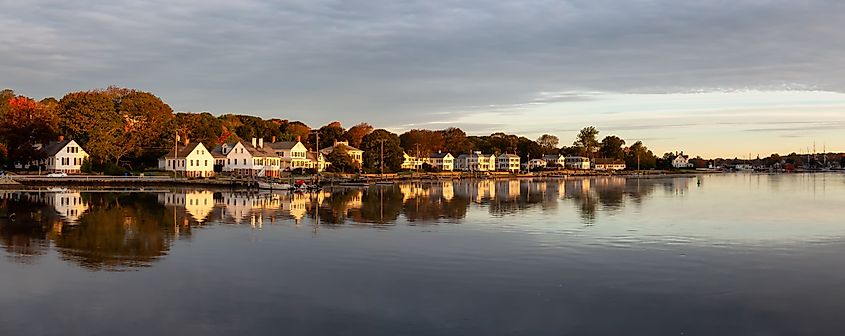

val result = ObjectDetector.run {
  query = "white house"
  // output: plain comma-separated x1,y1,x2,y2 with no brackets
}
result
496,153,521,172
401,152,426,170
426,152,454,171
158,141,215,177
592,159,627,171
541,154,566,167
41,137,88,174
267,137,309,171
565,156,591,170
527,158,547,170
672,152,693,168
213,138,281,177
455,151,496,171
306,151,330,172
320,140,364,164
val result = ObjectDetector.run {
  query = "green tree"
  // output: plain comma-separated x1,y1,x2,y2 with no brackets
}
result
360,129,404,173
439,127,473,155
326,147,360,173
573,126,600,158
318,121,346,149
625,141,657,170
599,135,626,159
516,136,543,161
174,112,223,149
537,134,559,149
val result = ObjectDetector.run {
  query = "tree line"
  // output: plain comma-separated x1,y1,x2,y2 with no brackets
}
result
0,86,662,174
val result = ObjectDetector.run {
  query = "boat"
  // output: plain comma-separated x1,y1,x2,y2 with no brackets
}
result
257,181,292,190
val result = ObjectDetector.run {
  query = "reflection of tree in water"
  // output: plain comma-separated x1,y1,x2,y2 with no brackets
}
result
404,195,471,223
311,188,363,225
352,187,404,225
53,193,178,271
0,196,60,263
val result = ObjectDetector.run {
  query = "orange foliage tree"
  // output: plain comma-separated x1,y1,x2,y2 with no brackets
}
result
0,96,58,164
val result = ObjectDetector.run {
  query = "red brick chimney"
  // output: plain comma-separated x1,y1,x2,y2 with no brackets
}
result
271,136,276,143
183,136,189,146
296,135,301,142
58,135,65,142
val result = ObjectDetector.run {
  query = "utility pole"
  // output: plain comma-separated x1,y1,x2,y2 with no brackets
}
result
315,131,321,184
173,130,178,177
380,139,385,176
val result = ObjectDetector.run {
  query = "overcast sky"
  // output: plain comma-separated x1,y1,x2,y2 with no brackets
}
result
2,0,844,157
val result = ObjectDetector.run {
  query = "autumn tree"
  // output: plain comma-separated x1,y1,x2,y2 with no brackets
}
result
360,129,404,173
343,123,374,148
0,96,59,164
174,112,223,149
58,87,174,166
516,137,543,161
400,129,444,157
279,120,311,145
599,135,626,159
573,126,600,158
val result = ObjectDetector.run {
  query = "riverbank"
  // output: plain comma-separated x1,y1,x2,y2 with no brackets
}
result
0,170,733,189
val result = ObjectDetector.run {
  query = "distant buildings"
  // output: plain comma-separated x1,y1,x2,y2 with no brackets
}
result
455,151,497,171
671,152,693,168
496,154,521,172
426,152,454,171
564,156,591,170
592,158,626,171
320,140,363,164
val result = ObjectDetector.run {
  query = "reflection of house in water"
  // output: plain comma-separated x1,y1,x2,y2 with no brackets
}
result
158,191,215,223
494,180,522,200
399,183,430,202
34,190,89,225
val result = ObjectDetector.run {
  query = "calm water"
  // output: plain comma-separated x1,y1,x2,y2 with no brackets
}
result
2,174,845,335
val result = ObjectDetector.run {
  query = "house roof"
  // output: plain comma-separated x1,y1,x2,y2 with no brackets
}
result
542,154,562,159
321,142,362,154
498,153,520,158
160,142,203,159
41,140,73,157
429,152,452,159
593,158,625,164
213,141,276,157
267,141,300,150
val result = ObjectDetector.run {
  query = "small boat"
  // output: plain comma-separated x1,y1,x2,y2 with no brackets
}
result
257,181,292,190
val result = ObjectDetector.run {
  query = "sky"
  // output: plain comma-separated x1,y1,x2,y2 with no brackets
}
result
1,0,844,158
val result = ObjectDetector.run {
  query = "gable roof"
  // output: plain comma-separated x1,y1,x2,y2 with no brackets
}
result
267,141,301,151
321,142,362,154
498,153,520,158
593,158,625,164
41,140,73,156
160,142,203,159
429,152,452,159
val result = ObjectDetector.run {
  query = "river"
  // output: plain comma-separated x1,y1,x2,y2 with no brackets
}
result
1,173,844,335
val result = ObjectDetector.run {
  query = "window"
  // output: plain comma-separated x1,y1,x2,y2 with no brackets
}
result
205,160,208,166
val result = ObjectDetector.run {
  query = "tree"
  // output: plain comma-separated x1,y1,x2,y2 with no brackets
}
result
624,141,657,170
326,147,359,173
58,87,174,166
318,122,346,149
439,127,473,155
174,112,223,149
840,156,845,168
599,135,626,159
400,129,444,157
516,137,543,161
0,96,59,164
573,126,600,158
343,123,374,148
537,134,559,149
360,129,404,173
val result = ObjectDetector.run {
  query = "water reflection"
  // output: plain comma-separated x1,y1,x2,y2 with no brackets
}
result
0,177,693,269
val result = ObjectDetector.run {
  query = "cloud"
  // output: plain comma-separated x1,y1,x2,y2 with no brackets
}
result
1,0,844,156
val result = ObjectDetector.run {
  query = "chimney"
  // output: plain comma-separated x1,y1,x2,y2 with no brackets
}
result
258,138,263,148
296,135,301,142
271,136,276,143
183,136,189,146
58,135,65,142
251,138,257,148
